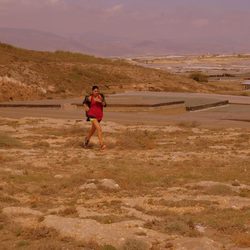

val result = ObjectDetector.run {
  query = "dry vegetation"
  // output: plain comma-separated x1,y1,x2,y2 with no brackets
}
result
133,54,250,96
0,117,249,249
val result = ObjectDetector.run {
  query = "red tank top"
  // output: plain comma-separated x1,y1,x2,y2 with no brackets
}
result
87,95,103,121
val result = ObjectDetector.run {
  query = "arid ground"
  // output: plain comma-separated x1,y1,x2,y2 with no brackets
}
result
0,103,249,249
0,44,250,249
131,54,250,97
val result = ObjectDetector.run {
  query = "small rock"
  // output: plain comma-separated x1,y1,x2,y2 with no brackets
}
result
99,179,120,191
3,207,43,216
209,145,227,150
14,170,26,176
165,242,174,248
195,224,206,233
231,205,240,210
232,179,241,187
86,179,97,184
79,183,97,190
47,85,55,92
54,175,63,179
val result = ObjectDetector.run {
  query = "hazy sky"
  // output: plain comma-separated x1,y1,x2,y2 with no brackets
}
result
0,0,250,41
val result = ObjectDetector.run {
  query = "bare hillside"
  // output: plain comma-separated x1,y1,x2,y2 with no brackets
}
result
0,43,208,102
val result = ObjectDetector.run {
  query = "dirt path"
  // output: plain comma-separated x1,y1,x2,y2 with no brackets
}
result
0,92,249,128
0,103,249,128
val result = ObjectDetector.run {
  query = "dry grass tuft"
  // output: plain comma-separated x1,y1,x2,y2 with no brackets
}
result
86,215,132,224
15,240,30,248
158,199,219,208
196,208,250,235
0,194,20,205
60,172,88,189
177,121,200,128
102,245,117,250
145,213,199,237
145,207,250,238
232,232,250,247
0,133,23,148
121,238,149,250
58,207,78,217
78,239,100,250
0,213,7,230
239,188,250,198
32,141,50,148
39,184,59,196
30,125,87,137
115,129,158,150
198,184,238,196
21,226,59,240
189,71,208,83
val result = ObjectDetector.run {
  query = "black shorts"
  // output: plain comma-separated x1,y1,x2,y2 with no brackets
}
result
86,116,101,123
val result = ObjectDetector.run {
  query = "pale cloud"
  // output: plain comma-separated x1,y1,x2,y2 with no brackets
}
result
0,0,63,6
0,0,13,2
44,0,64,6
0,0,14,5
0,0,13,11
48,0,60,4
105,3,123,15
191,18,209,28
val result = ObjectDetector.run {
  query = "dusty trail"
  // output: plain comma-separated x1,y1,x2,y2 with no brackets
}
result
0,92,250,128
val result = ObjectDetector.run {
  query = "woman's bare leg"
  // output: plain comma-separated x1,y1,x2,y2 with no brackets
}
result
86,122,96,141
92,119,105,148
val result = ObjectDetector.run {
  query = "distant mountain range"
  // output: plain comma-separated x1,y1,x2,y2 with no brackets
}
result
0,27,93,54
1,27,250,57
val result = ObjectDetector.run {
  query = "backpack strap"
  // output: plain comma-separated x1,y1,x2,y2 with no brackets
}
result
100,93,107,107
83,95,91,107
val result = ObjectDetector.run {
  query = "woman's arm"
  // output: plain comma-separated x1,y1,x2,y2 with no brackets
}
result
83,96,91,111
83,103,89,112
99,94,107,107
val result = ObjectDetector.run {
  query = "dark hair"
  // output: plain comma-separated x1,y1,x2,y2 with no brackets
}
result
92,85,99,91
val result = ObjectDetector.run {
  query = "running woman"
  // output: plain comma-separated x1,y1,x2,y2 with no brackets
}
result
83,86,107,150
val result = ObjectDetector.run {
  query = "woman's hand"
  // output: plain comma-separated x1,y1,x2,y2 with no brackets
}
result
83,104,89,112
95,95,103,103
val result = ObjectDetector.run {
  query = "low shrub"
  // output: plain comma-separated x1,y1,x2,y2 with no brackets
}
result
189,72,208,83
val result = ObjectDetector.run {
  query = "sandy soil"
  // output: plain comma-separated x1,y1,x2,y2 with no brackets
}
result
0,112,249,249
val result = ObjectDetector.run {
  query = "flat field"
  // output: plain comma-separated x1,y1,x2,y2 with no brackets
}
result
0,115,249,249
132,54,250,96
